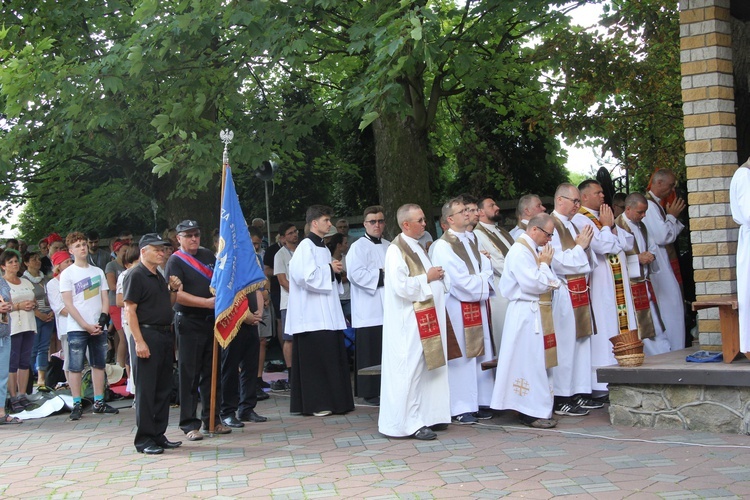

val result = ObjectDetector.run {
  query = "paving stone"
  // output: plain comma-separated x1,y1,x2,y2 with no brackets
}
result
650,474,687,483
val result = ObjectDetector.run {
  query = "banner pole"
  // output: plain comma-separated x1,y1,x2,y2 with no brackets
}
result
209,130,234,435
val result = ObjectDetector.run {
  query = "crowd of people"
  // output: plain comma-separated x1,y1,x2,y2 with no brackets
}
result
0,168,687,449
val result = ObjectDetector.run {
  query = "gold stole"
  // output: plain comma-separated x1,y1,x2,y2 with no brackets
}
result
516,238,557,369
518,221,528,231
551,214,593,338
614,215,664,340
645,192,683,288
578,208,630,335
393,235,446,370
439,231,485,358
474,223,513,256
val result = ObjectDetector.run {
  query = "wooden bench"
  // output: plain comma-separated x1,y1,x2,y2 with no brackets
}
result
691,294,743,363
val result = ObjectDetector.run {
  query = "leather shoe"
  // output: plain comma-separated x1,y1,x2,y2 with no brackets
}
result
430,423,449,431
256,388,270,401
140,445,164,455
158,439,182,449
239,410,268,423
412,426,437,441
221,415,245,428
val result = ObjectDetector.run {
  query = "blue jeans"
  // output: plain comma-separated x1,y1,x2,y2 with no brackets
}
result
30,317,55,373
0,336,11,409
67,330,108,372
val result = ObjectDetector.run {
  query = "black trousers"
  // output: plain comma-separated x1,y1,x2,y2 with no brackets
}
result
175,313,219,433
354,325,383,399
220,323,260,419
134,327,174,451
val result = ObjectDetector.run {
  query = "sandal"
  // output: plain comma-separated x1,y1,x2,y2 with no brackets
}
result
0,415,22,425
9,398,25,414
186,430,203,441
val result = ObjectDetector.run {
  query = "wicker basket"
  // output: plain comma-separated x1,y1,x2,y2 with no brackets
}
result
615,353,645,367
612,340,644,356
609,330,640,346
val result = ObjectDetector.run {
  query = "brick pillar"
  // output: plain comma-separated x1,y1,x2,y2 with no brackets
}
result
680,0,738,347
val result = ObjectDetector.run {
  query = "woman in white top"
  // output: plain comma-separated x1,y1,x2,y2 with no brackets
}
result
1,251,37,413
23,252,53,387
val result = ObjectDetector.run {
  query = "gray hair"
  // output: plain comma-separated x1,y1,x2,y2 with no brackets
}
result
397,204,422,227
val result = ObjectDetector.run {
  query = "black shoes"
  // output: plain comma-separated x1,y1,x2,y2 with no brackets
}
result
221,415,245,428
413,426,437,440
140,445,164,455
158,439,182,449
452,412,478,425
573,395,605,409
430,423,449,431
553,402,589,416
474,409,493,420
256,388,270,401
69,403,83,421
239,411,268,423
93,401,119,414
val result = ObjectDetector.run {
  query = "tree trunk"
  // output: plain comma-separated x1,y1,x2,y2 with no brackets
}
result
158,171,221,249
372,112,435,240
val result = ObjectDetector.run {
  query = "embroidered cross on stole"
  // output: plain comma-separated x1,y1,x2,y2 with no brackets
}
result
614,215,665,340
644,192,683,289
577,207,630,335
393,235,446,370
516,238,557,369
551,214,593,339
439,231,485,358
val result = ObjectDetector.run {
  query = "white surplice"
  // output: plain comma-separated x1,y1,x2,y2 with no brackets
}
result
509,219,529,240
431,230,495,414
620,214,670,356
490,233,557,419
285,236,346,335
378,234,451,437
731,164,750,352
347,235,390,328
474,221,513,354
642,191,686,350
549,211,593,398
573,208,636,392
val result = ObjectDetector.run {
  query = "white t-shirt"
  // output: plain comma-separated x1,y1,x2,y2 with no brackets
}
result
59,264,108,333
274,245,294,310
46,278,67,338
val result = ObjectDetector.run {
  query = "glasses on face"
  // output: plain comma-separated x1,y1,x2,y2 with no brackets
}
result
365,219,386,225
180,233,201,239
560,195,581,205
535,226,553,239
408,218,426,224
448,208,469,217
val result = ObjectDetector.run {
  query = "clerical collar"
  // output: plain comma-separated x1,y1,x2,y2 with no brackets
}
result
552,210,570,222
306,233,326,248
364,232,382,244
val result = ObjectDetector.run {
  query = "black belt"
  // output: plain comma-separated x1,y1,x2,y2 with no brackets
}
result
176,311,215,322
140,324,172,333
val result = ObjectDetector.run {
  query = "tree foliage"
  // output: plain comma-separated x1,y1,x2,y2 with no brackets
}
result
0,0,684,241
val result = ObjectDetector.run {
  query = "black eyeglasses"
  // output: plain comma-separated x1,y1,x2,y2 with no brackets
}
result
365,219,386,225
560,195,581,205
535,226,553,239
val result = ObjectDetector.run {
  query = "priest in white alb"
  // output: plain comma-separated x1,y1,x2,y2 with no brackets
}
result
474,196,515,353
379,204,451,441
548,184,597,416
347,205,390,405
510,194,547,240
573,180,637,399
643,169,686,350
615,193,670,355
730,159,750,354
431,198,495,425
286,205,354,417
490,213,559,429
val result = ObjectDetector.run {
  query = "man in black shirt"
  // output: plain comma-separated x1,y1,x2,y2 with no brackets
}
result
165,220,232,441
124,233,182,455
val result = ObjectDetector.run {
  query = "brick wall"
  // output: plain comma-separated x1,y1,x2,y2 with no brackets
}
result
680,0,739,347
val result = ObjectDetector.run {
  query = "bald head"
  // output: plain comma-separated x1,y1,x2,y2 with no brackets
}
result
554,183,581,218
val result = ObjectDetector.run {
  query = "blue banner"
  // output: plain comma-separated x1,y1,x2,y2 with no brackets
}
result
210,167,267,347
